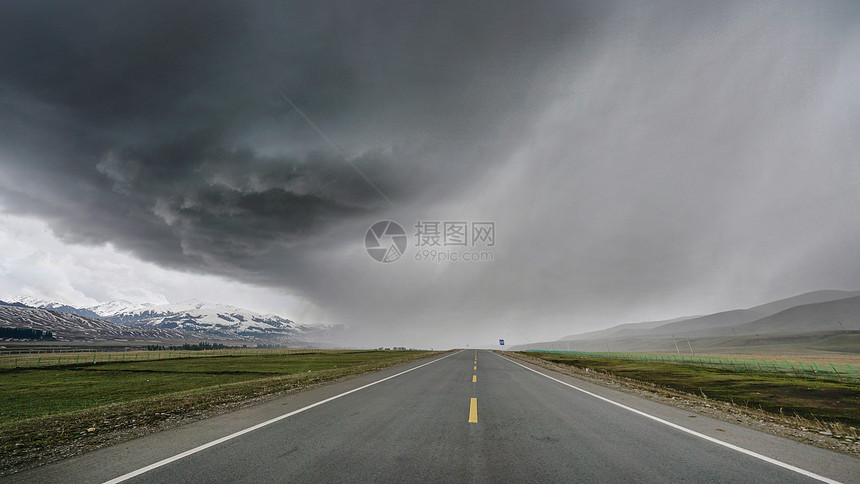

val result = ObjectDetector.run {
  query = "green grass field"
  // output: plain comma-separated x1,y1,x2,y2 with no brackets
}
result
0,350,442,472
0,350,429,423
6,348,854,471
523,352,860,428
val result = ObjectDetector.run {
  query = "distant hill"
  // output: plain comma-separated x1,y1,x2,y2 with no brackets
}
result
514,289,860,354
645,290,860,338
556,290,860,342
515,331,860,355
726,295,860,336
557,315,699,342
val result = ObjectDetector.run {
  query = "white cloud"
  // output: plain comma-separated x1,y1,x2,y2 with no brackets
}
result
0,211,313,321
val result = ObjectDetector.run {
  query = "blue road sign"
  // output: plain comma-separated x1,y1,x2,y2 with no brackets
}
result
499,339,505,346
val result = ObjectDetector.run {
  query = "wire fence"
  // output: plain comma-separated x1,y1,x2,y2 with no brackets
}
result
0,348,333,370
530,350,860,382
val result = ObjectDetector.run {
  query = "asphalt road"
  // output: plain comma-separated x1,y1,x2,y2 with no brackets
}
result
7,350,858,483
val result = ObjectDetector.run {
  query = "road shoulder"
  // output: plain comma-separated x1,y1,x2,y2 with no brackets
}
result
498,351,859,484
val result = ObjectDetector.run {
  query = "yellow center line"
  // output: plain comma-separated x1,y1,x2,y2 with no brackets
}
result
469,352,478,423
468,397,478,423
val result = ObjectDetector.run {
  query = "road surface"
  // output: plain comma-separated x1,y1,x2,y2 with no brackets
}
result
6,350,858,483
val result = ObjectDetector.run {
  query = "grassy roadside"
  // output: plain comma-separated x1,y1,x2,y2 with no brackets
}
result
0,350,443,474
505,351,860,457
519,351,860,427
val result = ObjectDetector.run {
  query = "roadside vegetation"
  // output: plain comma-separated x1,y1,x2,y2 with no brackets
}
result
522,351,860,427
0,347,323,370
0,350,441,474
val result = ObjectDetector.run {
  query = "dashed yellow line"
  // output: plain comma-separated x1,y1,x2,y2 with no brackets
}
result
468,397,478,423
470,352,478,423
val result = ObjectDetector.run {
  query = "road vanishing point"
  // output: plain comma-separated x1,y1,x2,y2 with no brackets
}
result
7,350,858,483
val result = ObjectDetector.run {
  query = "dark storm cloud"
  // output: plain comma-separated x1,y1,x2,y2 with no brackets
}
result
0,0,594,283
1,1,858,347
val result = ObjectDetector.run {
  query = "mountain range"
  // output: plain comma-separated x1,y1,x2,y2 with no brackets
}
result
0,304,188,342
0,296,340,345
512,290,860,354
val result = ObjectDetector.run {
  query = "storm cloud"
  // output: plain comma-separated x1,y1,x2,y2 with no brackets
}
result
0,1,858,347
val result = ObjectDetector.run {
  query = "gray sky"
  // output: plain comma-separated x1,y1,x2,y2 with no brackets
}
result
0,1,858,348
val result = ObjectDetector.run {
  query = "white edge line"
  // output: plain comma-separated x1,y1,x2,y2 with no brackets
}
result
103,351,462,484
494,352,843,484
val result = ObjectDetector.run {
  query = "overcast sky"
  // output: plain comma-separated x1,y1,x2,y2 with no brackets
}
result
0,1,858,348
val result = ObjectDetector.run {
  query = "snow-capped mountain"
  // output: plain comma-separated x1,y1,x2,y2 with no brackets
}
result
6,296,152,318
4,295,103,319
1,296,340,344
5,296,53,308
0,303,188,341
105,299,301,340
87,300,154,317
